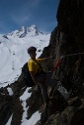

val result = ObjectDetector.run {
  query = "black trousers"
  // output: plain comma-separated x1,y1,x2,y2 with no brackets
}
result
36,72,58,103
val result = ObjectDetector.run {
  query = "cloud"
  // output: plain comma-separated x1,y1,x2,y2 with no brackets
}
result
10,6,32,26
16,0,43,12
10,0,44,26
12,14,31,26
0,0,58,33
23,0,43,8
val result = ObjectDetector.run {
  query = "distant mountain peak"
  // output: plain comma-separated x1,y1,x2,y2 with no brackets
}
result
19,25,38,32
7,25,42,38
28,25,38,31
29,24,37,29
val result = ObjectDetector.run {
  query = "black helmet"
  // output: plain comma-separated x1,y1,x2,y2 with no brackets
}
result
27,46,37,54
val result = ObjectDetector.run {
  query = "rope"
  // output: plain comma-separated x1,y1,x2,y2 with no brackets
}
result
53,52,84,71
61,52,84,58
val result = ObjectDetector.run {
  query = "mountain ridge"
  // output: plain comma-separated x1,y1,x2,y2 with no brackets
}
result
3,25,46,39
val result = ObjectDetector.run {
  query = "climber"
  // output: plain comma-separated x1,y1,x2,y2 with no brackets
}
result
27,46,62,103
27,46,53,104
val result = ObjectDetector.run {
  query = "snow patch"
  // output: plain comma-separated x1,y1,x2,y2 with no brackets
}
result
5,114,13,125
7,87,13,96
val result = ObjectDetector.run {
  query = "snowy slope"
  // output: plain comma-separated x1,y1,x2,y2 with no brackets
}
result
0,25,50,87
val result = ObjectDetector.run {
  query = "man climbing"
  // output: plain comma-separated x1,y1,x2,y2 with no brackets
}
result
27,46,53,104
28,46,62,103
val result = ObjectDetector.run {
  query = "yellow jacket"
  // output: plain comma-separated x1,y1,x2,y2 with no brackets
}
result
28,58,42,75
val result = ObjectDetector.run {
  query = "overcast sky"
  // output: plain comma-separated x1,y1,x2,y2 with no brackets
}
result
0,0,59,34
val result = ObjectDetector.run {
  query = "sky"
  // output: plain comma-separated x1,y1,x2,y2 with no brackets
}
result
0,0,59,34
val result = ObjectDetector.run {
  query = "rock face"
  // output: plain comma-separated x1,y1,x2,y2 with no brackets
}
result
42,0,84,95
0,0,84,125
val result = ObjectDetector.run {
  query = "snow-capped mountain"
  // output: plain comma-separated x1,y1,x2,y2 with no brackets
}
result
0,25,50,87
5,25,43,38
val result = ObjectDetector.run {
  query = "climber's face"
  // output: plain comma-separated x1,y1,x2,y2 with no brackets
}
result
29,51,36,59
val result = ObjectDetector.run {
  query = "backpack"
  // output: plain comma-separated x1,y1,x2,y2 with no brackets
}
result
22,63,35,87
